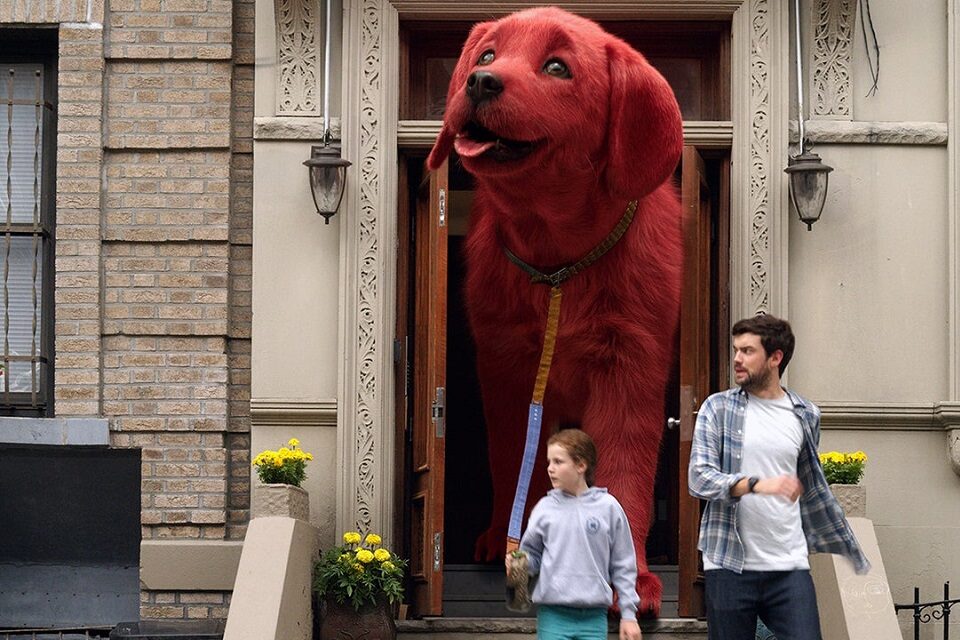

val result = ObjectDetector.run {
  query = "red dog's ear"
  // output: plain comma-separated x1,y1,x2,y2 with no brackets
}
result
604,40,683,198
427,21,493,170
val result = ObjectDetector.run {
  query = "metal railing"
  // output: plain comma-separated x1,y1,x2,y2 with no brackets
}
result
895,582,959,640
0,628,111,640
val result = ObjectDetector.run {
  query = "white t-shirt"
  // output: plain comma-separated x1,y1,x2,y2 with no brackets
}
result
704,392,810,571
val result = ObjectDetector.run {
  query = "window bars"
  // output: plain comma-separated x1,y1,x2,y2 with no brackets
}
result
1,64,53,413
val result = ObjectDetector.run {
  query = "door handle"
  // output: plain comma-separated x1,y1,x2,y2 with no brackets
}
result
666,417,681,430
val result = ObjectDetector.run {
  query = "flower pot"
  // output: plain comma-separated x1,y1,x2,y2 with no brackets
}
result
829,483,866,518
317,595,396,640
252,483,309,520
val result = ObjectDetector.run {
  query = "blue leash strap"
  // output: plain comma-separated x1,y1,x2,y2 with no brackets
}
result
507,402,544,544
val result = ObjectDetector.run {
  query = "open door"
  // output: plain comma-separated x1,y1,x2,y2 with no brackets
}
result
677,146,712,617
409,159,449,616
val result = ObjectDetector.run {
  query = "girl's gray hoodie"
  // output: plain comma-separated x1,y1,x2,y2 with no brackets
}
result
519,486,640,621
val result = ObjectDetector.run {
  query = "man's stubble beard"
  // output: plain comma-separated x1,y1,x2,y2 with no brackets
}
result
740,366,773,393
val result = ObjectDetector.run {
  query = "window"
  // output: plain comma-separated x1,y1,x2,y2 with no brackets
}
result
0,30,56,416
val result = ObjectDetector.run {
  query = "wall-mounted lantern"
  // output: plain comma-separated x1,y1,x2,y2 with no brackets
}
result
304,142,351,224
785,0,834,231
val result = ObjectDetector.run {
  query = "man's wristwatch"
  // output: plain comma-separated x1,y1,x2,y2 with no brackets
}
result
747,477,760,493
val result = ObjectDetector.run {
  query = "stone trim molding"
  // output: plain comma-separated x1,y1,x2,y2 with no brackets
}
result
730,0,789,319
0,417,109,445
253,116,342,140
387,1,744,19
819,401,959,431
810,0,856,120
338,0,400,540
332,0,786,538
140,540,243,591
396,120,735,150
789,120,949,145
275,0,322,115
250,399,338,427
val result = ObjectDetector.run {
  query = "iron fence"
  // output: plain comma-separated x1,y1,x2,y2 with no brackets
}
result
0,628,111,640
895,582,959,640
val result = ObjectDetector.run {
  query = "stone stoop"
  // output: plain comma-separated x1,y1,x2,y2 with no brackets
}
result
397,617,708,640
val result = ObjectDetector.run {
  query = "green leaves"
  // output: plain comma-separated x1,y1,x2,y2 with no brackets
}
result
313,534,409,612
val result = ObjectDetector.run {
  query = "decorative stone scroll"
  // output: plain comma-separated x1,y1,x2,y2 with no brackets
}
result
811,0,857,119
276,0,321,115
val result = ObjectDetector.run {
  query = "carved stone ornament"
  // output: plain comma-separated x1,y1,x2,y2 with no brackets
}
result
276,0,321,115
749,0,773,315
812,0,857,119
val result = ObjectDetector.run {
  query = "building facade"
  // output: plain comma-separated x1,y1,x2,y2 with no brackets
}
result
1,0,959,637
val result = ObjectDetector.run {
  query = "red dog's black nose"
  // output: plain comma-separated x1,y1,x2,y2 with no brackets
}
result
466,71,504,105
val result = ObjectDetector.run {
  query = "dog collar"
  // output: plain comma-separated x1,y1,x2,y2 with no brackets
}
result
500,199,638,287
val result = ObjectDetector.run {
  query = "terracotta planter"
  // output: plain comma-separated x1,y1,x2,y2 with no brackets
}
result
829,483,866,518
317,595,396,640
252,483,309,520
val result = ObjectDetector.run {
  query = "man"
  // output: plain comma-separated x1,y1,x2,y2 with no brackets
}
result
688,314,870,640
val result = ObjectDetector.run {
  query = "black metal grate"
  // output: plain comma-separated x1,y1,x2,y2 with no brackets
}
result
0,61,54,415
895,582,958,640
0,628,112,639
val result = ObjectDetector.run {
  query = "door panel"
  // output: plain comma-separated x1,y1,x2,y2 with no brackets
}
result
410,159,448,616
678,146,712,617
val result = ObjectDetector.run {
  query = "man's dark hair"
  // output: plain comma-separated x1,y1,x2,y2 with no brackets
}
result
731,314,795,376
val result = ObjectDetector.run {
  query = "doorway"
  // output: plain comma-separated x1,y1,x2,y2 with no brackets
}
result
396,18,732,619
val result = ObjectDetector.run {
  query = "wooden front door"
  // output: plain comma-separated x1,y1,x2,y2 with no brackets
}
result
677,146,714,617
409,159,449,615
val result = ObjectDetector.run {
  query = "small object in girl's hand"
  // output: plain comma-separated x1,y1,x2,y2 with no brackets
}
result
505,551,531,612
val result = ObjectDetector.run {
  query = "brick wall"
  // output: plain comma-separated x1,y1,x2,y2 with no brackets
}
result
2,0,253,621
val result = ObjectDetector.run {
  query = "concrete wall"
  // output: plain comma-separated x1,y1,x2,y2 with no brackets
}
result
250,0,343,548
790,2,960,637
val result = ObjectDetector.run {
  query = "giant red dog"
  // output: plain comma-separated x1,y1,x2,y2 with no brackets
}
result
427,8,683,615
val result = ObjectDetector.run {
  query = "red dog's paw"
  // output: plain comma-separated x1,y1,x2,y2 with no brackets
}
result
637,571,663,618
473,524,508,562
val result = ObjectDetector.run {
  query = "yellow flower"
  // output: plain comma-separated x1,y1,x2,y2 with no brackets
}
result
288,438,300,448
339,552,351,561
374,548,390,562
382,561,395,572
352,563,364,573
356,549,375,563
365,533,382,547
305,453,314,461
343,532,362,545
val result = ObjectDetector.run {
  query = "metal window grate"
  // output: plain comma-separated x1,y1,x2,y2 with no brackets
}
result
0,629,112,640
1,64,53,413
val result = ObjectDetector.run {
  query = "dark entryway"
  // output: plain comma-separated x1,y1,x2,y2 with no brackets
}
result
0,445,141,629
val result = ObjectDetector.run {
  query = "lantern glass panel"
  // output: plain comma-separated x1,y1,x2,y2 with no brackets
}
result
789,170,829,222
310,165,347,214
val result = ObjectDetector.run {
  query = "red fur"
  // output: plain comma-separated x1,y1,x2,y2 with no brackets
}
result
428,8,683,616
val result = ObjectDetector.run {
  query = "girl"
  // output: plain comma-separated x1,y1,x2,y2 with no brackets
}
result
509,429,642,640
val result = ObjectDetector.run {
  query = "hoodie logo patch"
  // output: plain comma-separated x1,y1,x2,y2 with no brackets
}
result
585,516,601,534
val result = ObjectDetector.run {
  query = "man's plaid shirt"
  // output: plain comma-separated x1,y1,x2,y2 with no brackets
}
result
688,387,871,574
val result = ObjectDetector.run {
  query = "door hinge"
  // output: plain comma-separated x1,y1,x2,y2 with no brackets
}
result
433,532,442,572
438,188,446,227
432,386,445,438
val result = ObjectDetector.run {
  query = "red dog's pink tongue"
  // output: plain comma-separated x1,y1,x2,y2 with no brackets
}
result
455,136,494,158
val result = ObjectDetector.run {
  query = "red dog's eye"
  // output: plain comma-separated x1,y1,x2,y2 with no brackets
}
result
477,50,495,66
543,58,571,79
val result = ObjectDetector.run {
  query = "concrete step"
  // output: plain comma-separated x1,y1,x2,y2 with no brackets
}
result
442,564,680,618
398,617,707,639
